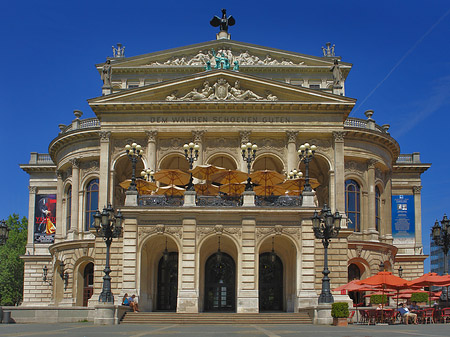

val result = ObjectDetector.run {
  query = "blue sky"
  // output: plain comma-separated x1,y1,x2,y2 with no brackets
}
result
1,1,450,271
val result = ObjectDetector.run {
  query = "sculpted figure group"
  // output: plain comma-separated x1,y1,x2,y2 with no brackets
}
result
166,78,278,101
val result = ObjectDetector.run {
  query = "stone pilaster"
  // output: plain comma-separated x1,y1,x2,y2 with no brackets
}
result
297,217,318,308
382,176,393,243
70,159,80,236
237,218,258,313
286,131,298,174
27,186,37,254
55,170,64,241
146,131,158,171
192,130,205,166
366,159,378,240
98,131,111,209
333,132,345,213
239,131,251,172
328,170,335,211
413,186,423,250
122,216,138,294
177,218,198,313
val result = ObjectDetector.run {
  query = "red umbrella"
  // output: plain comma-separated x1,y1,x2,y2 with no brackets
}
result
408,273,450,305
358,271,409,321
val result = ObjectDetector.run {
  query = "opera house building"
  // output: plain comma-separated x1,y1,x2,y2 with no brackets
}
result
19,21,429,319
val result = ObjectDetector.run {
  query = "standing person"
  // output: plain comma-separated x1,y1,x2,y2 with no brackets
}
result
128,294,139,312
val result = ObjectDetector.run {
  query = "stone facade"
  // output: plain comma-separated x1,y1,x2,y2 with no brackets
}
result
19,34,429,313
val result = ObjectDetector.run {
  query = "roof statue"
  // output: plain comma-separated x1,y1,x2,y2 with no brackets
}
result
112,43,125,58
210,9,235,40
331,59,343,87
101,59,112,88
321,42,335,57
210,9,235,32
212,48,231,69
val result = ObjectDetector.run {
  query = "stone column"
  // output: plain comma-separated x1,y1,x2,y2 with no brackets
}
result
367,159,378,240
237,217,258,313
333,132,346,213
98,131,111,209
192,130,205,166
146,131,158,171
177,218,198,312
26,186,37,254
55,170,64,241
70,159,80,236
413,186,423,252
286,131,298,174
239,131,251,172
328,170,335,211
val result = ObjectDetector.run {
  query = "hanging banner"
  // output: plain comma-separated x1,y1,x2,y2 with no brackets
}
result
392,195,415,243
34,194,56,243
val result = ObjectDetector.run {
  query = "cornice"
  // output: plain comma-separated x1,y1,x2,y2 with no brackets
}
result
393,163,431,174
48,128,100,163
49,239,95,255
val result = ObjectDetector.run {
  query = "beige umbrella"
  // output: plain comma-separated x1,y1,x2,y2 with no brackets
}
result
254,185,286,196
119,179,157,195
153,169,190,186
210,169,248,185
190,164,226,181
195,183,220,196
155,185,186,196
280,177,320,191
219,183,246,196
250,170,285,187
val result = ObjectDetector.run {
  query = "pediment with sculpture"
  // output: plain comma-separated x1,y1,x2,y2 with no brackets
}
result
166,78,278,101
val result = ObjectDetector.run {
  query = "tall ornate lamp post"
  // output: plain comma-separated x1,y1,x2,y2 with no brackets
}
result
183,142,199,191
432,214,450,301
0,220,9,246
93,204,123,303
241,142,257,191
298,142,317,192
312,204,342,304
125,143,143,191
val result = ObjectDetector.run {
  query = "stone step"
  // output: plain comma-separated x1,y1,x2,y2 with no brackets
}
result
121,312,312,324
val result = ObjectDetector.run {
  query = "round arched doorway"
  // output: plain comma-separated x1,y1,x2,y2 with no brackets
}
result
157,252,178,311
204,252,236,311
259,252,283,311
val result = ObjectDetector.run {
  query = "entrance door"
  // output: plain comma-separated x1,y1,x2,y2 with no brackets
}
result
204,252,235,311
83,262,94,307
259,252,283,311
157,252,178,311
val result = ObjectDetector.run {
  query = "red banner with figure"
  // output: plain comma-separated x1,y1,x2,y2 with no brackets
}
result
34,194,56,243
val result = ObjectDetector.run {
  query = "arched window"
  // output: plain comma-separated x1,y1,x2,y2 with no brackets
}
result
85,179,99,231
375,186,381,232
345,179,360,231
66,185,72,232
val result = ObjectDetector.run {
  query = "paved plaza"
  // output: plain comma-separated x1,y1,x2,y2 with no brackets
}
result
0,323,449,337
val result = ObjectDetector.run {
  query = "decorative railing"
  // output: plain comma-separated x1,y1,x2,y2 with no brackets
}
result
196,195,241,207
61,118,100,134
36,153,53,164
139,195,184,207
396,154,413,163
344,117,389,135
255,195,302,207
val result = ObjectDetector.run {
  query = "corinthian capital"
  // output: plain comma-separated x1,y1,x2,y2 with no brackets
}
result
413,186,422,194
192,130,206,143
286,131,298,143
146,130,158,143
70,159,80,168
333,131,346,142
99,131,111,141
239,131,251,144
28,186,37,194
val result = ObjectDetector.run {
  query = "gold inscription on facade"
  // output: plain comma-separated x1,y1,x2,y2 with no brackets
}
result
147,116,292,124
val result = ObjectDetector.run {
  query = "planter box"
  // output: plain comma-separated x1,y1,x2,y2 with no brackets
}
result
333,317,348,326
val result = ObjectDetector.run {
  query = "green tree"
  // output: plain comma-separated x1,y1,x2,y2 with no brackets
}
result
0,214,27,305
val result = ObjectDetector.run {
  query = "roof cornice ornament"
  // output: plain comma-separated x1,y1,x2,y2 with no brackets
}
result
165,78,278,102
210,9,235,40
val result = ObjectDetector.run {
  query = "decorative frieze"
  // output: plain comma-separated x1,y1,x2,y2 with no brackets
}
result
138,225,183,242
197,225,241,241
256,226,300,239
80,160,99,178
345,160,366,174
